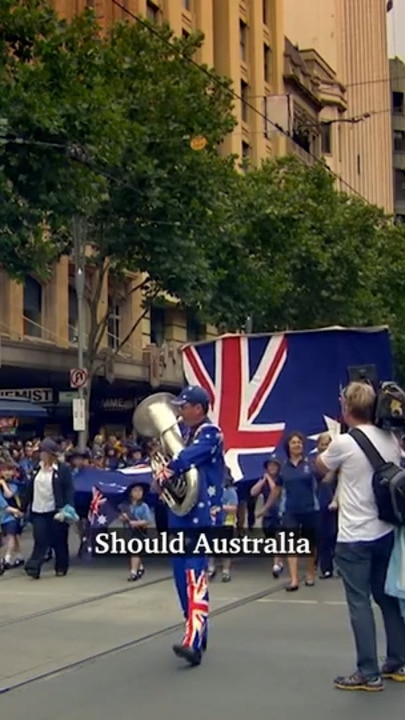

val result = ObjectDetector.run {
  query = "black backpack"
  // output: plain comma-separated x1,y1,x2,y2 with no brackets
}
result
350,428,405,526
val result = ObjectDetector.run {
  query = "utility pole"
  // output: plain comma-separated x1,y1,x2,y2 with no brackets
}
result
72,216,87,451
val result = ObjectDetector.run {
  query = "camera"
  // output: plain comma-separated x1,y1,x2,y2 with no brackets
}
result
347,365,405,431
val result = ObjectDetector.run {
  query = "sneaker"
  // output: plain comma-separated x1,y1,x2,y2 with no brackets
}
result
272,563,283,578
381,663,405,682
222,571,231,583
208,567,216,580
334,671,384,692
320,571,332,579
128,572,139,582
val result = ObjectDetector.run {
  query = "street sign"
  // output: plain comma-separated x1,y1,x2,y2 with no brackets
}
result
72,398,86,432
70,368,88,389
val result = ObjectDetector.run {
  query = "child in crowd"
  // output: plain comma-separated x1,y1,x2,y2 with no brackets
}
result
251,456,284,578
119,484,152,581
208,469,238,582
0,459,25,569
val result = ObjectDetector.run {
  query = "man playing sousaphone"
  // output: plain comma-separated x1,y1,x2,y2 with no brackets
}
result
134,385,225,667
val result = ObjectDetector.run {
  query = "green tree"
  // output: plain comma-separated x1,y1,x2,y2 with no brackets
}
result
0,0,255,386
236,156,388,327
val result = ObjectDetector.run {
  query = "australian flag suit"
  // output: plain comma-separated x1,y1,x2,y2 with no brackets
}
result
164,389,225,666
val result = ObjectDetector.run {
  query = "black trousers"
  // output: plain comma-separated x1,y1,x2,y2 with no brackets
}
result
317,508,338,574
26,512,69,577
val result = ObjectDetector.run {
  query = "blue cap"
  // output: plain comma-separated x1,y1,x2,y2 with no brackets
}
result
172,385,210,407
264,454,281,468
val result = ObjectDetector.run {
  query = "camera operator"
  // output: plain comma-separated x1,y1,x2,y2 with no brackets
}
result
316,381,405,692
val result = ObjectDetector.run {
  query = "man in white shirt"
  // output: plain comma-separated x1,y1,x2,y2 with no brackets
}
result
316,381,405,692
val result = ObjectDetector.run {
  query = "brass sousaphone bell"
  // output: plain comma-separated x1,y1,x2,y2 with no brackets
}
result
132,392,200,516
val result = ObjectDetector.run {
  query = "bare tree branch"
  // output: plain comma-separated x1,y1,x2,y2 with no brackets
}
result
126,276,151,298
114,305,150,356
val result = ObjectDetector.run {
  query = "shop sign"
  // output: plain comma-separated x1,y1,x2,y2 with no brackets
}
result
100,398,136,411
0,388,53,403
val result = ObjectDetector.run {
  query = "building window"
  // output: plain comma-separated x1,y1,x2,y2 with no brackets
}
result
68,286,78,343
146,1,159,23
262,0,269,25
393,91,404,114
395,169,405,199
107,302,120,351
241,142,250,171
186,314,203,342
264,44,271,83
241,80,249,122
23,276,42,338
394,130,405,152
150,306,166,346
182,0,191,10
239,20,247,63
320,122,332,155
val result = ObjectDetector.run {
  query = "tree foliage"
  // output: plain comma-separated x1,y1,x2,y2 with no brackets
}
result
2,1,405,382
234,156,405,378
0,0,246,367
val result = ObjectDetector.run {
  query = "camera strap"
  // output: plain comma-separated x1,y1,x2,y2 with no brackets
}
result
349,428,386,470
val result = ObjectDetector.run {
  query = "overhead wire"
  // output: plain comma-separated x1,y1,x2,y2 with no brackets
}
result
0,137,232,234
110,0,374,204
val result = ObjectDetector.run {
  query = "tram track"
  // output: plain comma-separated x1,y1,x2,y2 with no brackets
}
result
0,573,173,629
0,579,285,695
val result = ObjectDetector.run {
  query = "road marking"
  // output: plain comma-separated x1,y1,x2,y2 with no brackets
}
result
257,598,346,605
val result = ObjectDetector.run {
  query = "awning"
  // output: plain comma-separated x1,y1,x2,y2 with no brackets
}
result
0,399,48,418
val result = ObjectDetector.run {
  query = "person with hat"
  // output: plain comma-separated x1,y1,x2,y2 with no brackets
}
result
23,438,75,579
154,385,225,667
0,457,25,569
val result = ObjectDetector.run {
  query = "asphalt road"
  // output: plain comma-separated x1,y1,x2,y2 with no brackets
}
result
1,573,404,720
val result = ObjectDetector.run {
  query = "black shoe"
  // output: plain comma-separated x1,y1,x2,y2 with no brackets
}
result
0,558,5,576
334,671,384,692
285,584,299,592
319,571,333,579
55,570,67,577
172,644,202,666
24,567,40,580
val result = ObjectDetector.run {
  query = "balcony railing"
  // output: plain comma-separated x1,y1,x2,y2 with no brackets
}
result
286,138,315,164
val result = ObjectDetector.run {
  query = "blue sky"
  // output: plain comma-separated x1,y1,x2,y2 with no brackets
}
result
387,1,405,60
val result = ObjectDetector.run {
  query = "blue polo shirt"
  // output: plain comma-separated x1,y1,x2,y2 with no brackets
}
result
0,483,19,526
276,459,319,515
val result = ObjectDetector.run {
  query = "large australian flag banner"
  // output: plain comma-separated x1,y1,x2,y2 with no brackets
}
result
180,326,393,482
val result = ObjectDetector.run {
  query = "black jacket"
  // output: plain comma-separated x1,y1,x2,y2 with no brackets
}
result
23,462,75,513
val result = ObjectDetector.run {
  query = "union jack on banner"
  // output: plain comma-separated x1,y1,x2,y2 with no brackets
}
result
182,569,209,649
182,334,287,480
181,329,393,482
